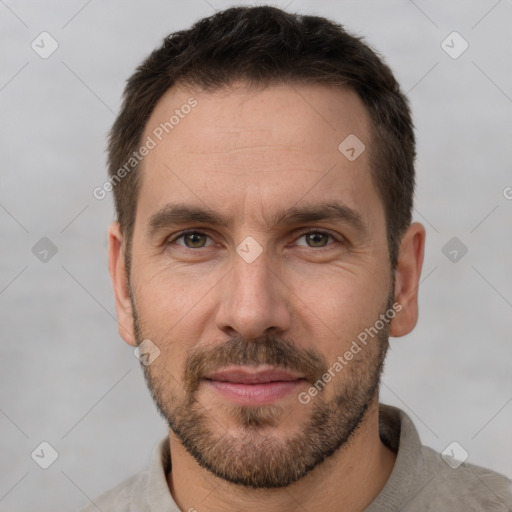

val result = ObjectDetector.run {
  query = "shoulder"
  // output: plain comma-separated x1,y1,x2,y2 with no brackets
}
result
74,434,171,512
410,446,512,511
76,471,143,512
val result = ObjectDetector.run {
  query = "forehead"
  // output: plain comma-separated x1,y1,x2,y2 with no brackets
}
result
143,81,370,158
136,82,382,227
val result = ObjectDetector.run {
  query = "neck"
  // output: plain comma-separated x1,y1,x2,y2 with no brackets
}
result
166,398,396,512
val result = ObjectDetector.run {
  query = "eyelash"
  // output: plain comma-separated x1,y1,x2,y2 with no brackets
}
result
167,229,342,250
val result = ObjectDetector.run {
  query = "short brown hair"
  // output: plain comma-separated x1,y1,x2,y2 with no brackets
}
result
107,6,415,269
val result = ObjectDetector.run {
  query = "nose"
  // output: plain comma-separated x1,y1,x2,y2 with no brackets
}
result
215,248,292,340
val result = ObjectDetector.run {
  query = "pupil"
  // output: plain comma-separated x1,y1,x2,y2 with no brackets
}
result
308,233,326,247
184,233,328,248
187,233,204,247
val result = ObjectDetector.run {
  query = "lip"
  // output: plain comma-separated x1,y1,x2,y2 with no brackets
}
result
205,366,304,384
203,366,306,405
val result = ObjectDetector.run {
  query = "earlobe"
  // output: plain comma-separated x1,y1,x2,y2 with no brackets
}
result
389,222,426,338
108,222,137,346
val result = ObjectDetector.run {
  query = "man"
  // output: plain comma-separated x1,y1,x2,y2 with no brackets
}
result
82,6,512,511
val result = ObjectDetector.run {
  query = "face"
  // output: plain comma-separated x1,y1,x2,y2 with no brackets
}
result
119,82,399,488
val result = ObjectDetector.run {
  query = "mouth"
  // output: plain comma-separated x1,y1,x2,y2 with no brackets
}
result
203,366,306,405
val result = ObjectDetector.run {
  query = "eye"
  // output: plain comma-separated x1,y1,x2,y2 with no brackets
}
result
171,231,213,249
295,230,337,248
167,229,341,252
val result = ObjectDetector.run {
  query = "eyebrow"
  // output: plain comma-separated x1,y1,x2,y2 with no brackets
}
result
147,201,367,236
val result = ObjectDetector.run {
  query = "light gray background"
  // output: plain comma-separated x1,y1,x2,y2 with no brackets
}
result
1,1,511,511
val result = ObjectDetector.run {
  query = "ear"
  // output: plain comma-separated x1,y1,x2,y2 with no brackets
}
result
389,222,426,338
108,222,137,346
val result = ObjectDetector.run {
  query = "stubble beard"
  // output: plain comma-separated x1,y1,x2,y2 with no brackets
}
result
132,294,392,489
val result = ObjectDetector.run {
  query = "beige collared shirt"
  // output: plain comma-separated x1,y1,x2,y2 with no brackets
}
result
78,404,512,511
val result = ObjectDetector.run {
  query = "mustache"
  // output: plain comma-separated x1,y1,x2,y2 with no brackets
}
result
183,335,329,393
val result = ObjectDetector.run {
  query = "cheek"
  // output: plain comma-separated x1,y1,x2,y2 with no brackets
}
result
136,261,219,318
132,269,220,365
290,266,390,355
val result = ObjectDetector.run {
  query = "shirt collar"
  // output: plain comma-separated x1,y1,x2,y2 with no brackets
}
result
365,404,426,511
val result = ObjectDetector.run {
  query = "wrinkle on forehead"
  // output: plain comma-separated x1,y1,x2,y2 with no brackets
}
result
143,82,370,157
135,82,380,237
